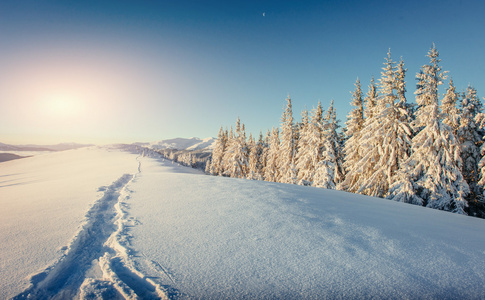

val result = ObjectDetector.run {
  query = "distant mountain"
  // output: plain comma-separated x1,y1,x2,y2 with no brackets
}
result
135,137,216,151
30,143,95,151
0,153,29,163
0,142,93,152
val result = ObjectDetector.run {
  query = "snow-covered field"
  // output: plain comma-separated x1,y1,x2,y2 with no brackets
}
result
1,146,485,299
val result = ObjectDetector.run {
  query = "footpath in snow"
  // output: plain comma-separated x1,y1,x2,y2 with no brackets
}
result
0,146,167,299
1,145,485,299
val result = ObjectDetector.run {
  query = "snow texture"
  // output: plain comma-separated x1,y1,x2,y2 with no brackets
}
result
128,156,485,299
1,146,485,299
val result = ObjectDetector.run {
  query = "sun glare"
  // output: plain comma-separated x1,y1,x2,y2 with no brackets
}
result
43,95,82,118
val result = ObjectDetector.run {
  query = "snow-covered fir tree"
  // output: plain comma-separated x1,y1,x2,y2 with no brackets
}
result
314,100,341,189
395,57,415,122
458,85,483,201
355,51,413,197
296,102,325,186
327,100,344,186
364,76,379,120
344,77,379,194
478,126,485,203
247,134,263,180
208,127,228,176
256,132,266,177
395,58,407,105
260,130,270,180
440,79,461,135
278,95,298,184
205,157,211,174
223,118,249,178
221,127,234,175
264,127,280,182
295,108,313,185
341,78,365,191
394,45,468,214
313,140,335,189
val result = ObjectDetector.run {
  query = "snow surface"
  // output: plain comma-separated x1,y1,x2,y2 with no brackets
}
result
1,146,485,299
0,147,140,299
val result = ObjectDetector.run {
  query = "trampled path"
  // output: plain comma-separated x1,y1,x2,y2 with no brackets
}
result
13,155,169,300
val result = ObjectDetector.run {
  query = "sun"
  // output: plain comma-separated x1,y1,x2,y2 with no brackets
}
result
43,94,83,118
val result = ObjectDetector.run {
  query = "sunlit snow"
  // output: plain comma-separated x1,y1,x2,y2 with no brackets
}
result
1,146,484,299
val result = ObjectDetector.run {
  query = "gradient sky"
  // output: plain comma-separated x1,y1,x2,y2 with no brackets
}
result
1,0,484,144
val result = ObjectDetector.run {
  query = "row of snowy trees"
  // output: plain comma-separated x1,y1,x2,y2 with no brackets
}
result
206,45,485,216
159,149,209,169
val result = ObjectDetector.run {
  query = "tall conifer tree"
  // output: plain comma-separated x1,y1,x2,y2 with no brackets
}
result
458,86,483,201
392,45,468,213
295,108,314,185
264,127,280,182
223,118,249,178
314,100,341,189
278,96,298,184
209,126,228,175
441,79,461,135
355,51,412,197
342,78,365,191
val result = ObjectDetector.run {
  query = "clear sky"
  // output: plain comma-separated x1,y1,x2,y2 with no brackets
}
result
0,0,484,144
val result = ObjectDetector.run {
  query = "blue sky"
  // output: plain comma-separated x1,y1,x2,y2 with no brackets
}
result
0,0,484,144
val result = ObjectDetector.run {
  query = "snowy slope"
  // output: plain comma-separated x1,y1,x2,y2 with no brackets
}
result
185,137,216,151
1,146,485,299
128,156,485,299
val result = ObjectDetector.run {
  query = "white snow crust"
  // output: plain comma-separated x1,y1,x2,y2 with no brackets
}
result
1,146,485,299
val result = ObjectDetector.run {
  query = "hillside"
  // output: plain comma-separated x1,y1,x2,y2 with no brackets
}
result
0,142,93,152
1,146,484,299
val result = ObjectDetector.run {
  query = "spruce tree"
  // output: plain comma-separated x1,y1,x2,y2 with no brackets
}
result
356,51,412,197
256,131,266,178
221,127,234,176
260,129,270,180
209,126,228,175
394,45,468,214
440,79,461,135
264,127,280,182
247,134,262,180
458,85,483,201
223,118,249,178
341,78,365,191
278,95,298,184
364,77,379,120
314,100,340,189
295,108,313,185
308,102,326,186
